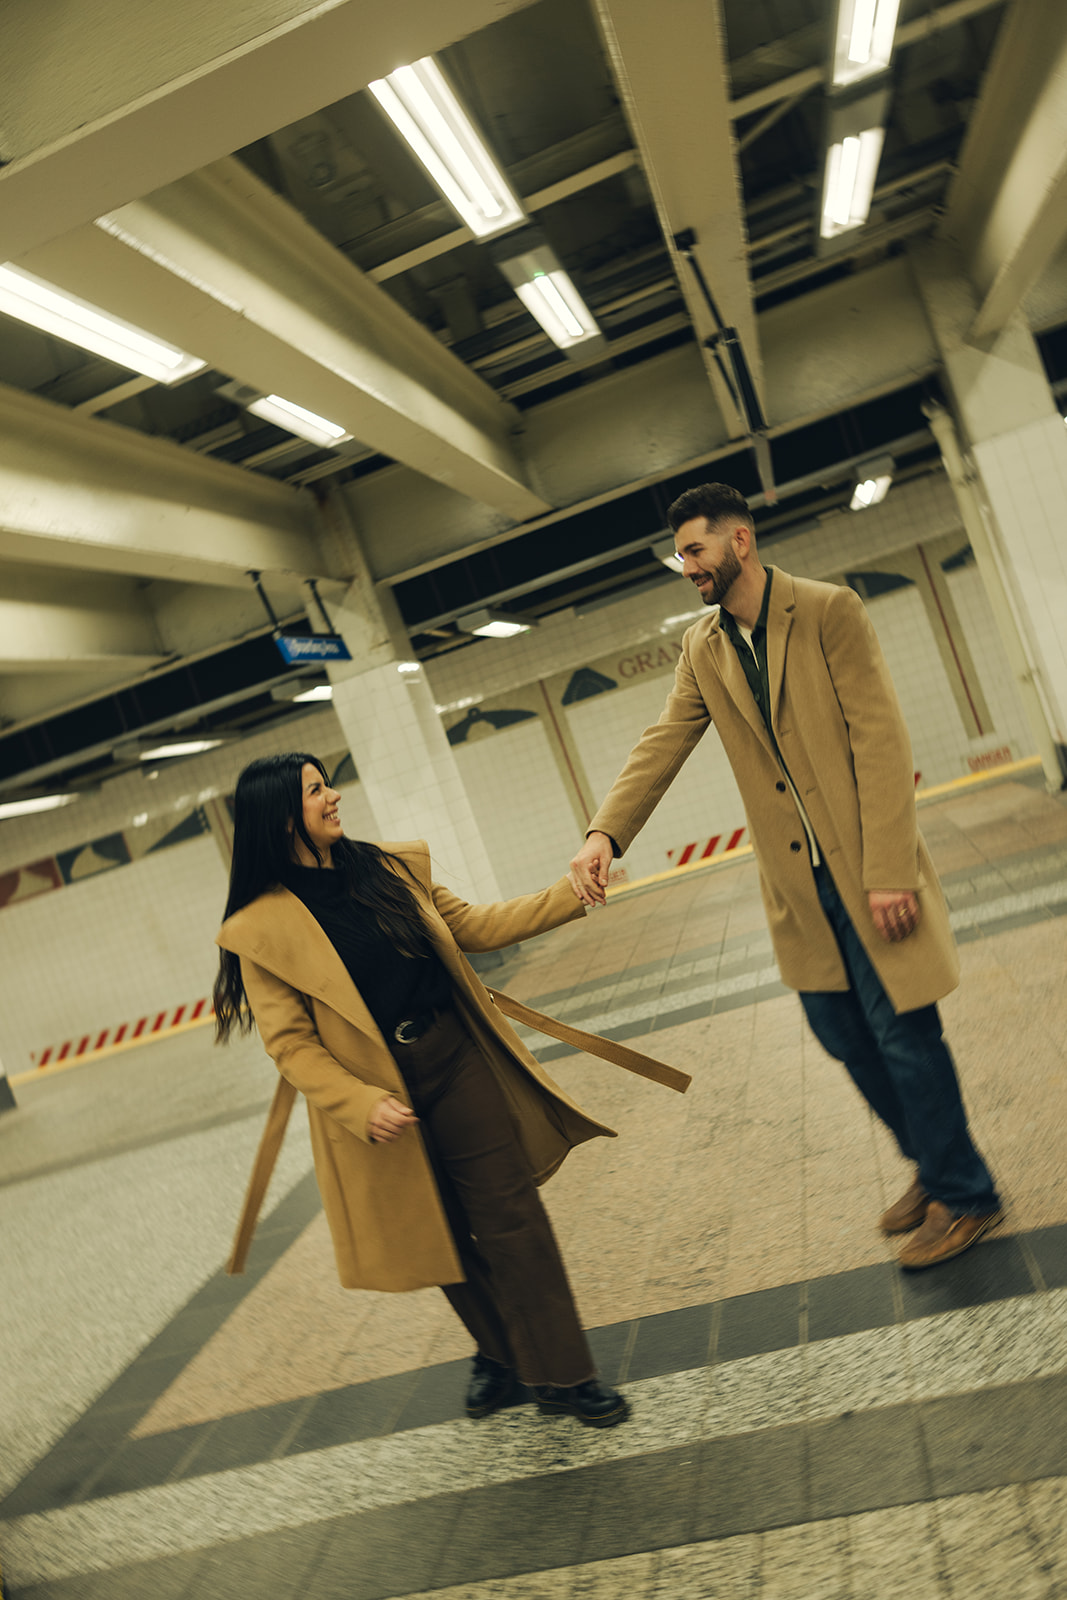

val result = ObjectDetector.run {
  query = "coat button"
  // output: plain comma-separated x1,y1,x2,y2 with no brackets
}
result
776,781,786,792
790,840,802,852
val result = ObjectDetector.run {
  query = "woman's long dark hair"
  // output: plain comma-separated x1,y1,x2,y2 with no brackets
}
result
213,752,429,1041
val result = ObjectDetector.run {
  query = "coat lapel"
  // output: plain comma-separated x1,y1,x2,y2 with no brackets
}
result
703,614,777,759
219,887,382,1043
765,567,796,732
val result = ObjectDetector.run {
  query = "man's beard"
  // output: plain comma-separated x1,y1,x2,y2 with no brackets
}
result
695,544,742,608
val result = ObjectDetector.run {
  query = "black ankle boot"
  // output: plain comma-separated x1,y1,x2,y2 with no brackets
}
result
532,1378,629,1427
465,1353,517,1419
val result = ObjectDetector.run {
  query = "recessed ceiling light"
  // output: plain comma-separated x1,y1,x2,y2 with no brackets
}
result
0,793,78,821
493,235,602,352
246,394,351,448
138,739,224,760
0,264,206,384
456,608,535,639
369,57,526,239
651,537,685,574
831,0,902,88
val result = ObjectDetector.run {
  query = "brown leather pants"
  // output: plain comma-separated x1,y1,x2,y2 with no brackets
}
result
390,1005,595,1388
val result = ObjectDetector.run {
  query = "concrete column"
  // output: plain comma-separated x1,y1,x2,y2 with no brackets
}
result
315,491,502,901
914,242,1067,787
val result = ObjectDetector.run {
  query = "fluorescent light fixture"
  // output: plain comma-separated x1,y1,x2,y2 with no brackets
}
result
849,454,894,510
832,0,902,87
246,394,351,448
821,127,885,237
0,792,78,821
850,475,891,509
138,739,223,760
493,233,603,352
0,264,206,384
651,537,685,574
369,57,525,239
292,684,335,702
456,608,534,639
396,661,422,674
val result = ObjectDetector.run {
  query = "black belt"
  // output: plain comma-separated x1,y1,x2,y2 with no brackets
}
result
392,1008,439,1045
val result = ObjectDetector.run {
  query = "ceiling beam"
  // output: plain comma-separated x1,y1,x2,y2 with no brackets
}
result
367,150,641,283
0,381,325,588
0,0,540,262
940,0,1067,339
0,571,164,672
728,0,1006,121
352,257,940,584
594,0,761,434
18,159,548,521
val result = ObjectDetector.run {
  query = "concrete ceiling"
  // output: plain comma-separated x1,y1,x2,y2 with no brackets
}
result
1,0,1065,794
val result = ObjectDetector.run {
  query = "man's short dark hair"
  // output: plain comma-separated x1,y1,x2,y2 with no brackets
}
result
667,483,754,534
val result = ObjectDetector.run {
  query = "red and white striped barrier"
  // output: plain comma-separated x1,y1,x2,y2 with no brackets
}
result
666,827,747,868
32,998,214,1069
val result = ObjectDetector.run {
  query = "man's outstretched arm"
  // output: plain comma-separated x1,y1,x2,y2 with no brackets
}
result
567,642,712,906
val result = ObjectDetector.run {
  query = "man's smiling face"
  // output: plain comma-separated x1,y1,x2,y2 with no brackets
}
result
674,517,743,609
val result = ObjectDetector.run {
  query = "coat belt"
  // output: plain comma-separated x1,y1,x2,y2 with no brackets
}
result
226,990,689,1276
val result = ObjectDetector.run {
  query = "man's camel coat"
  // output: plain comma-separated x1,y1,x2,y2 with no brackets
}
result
216,843,617,1293
589,570,959,1014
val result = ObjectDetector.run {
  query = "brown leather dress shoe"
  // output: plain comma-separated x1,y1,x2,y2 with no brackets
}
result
880,1173,929,1235
897,1199,1004,1269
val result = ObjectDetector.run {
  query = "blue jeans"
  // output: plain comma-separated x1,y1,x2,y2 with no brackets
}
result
800,863,999,1216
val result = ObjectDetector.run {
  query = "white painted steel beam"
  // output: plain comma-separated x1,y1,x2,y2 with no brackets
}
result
18,159,547,520
594,0,761,435
940,0,1067,339
0,570,164,672
728,0,1006,120
0,0,540,261
0,381,324,587
355,258,941,583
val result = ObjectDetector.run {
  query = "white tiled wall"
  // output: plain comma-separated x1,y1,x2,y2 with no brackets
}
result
862,586,966,787
451,720,580,899
0,705,345,876
0,837,227,1070
566,676,748,882
331,661,501,899
947,564,1033,761
0,709,347,1072
973,412,1067,743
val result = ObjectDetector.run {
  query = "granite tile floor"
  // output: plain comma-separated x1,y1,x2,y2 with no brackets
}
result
2,770,1066,1598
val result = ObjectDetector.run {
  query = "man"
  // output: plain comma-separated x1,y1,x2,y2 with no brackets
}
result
569,483,1001,1269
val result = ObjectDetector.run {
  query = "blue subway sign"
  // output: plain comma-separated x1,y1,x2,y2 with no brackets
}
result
274,632,352,664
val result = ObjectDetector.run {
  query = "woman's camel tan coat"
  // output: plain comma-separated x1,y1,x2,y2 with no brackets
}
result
216,843,615,1293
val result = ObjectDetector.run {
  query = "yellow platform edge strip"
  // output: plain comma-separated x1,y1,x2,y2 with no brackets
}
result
10,1013,215,1087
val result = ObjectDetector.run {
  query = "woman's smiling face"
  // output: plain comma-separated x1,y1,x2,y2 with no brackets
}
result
293,762,342,864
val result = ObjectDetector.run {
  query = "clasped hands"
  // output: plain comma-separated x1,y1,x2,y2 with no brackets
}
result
568,831,614,907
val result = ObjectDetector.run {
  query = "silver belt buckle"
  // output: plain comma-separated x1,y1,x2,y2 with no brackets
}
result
394,1018,420,1045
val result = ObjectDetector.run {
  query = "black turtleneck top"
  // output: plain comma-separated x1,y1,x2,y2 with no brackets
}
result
282,863,451,1039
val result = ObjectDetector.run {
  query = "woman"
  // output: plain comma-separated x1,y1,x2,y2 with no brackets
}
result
214,752,627,1426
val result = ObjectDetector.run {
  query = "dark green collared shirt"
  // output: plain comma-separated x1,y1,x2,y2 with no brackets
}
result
719,567,775,741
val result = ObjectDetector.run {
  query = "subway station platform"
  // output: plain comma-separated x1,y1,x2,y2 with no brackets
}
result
2,769,1067,1599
